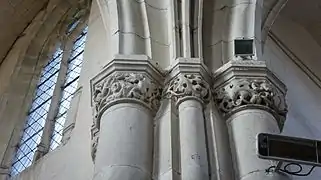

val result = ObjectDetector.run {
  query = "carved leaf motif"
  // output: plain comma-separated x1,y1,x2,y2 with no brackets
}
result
90,72,162,161
93,72,162,117
165,74,210,104
213,79,287,117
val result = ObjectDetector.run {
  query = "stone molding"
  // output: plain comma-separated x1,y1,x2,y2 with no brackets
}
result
0,165,9,176
89,55,163,161
164,74,211,105
213,60,286,93
166,57,211,83
212,60,287,129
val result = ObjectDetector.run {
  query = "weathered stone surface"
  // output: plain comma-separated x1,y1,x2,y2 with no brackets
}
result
1,0,321,180
91,72,162,161
178,100,209,180
213,78,287,118
164,74,211,104
93,72,162,119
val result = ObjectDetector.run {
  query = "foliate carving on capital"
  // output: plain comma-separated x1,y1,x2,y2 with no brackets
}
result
213,79,287,118
90,127,99,161
93,72,163,118
90,72,162,161
164,74,211,104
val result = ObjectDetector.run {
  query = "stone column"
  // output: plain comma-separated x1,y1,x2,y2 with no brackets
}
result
213,60,291,180
165,71,211,180
90,58,163,180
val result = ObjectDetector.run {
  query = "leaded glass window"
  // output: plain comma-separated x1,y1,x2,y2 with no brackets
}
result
50,28,88,150
10,20,88,176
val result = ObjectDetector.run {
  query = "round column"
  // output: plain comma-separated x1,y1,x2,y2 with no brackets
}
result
94,103,153,179
228,108,289,180
214,78,290,180
165,74,211,180
91,72,162,180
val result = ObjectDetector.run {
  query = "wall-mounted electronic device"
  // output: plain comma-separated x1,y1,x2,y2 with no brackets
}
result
234,39,254,58
257,133,320,176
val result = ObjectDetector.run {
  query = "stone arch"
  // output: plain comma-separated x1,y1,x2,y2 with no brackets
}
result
261,0,288,52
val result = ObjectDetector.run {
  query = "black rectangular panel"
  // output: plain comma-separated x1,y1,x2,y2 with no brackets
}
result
257,133,321,167
269,138,316,162
234,39,253,56
317,141,321,164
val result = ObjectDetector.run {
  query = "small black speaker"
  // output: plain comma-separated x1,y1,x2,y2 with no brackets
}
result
234,39,254,57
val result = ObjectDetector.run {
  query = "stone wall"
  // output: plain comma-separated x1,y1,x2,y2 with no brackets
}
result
265,15,321,179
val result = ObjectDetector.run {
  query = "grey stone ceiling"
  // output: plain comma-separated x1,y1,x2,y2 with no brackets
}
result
280,0,321,47
0,0,49,65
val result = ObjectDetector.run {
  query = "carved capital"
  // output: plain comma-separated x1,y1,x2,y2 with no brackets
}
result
93,72,162,119
91,127,99,161
164,74,211,104
90,72,162,161
213,78,287,126
212,60,288,129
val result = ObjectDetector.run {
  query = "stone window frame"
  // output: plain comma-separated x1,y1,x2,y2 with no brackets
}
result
9,12,89,177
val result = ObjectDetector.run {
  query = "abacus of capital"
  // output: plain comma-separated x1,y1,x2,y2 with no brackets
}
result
89,56,291,180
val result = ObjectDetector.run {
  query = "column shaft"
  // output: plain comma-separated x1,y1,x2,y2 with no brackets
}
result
93,103,153,180
228,109,289,180
164,72,211,180
205,102,234,180
178,99,209,180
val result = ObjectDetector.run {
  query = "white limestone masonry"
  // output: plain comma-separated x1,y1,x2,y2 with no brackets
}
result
227,109,290,180
93,103,154,180
213,60,291,180
178,99,209,180
1,0,321,180
164,72,212,180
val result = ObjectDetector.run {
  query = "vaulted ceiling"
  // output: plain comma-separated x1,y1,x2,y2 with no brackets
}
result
280,0,321,47
0,0,49,65
1,0,321,65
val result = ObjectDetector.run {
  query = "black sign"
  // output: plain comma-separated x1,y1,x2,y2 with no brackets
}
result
257,133,321,167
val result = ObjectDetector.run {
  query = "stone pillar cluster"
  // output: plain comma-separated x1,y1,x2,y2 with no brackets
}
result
89,56,290,180
88,1,290,180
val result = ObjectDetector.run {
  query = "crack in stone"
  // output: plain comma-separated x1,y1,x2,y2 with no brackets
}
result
113,30,171,46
